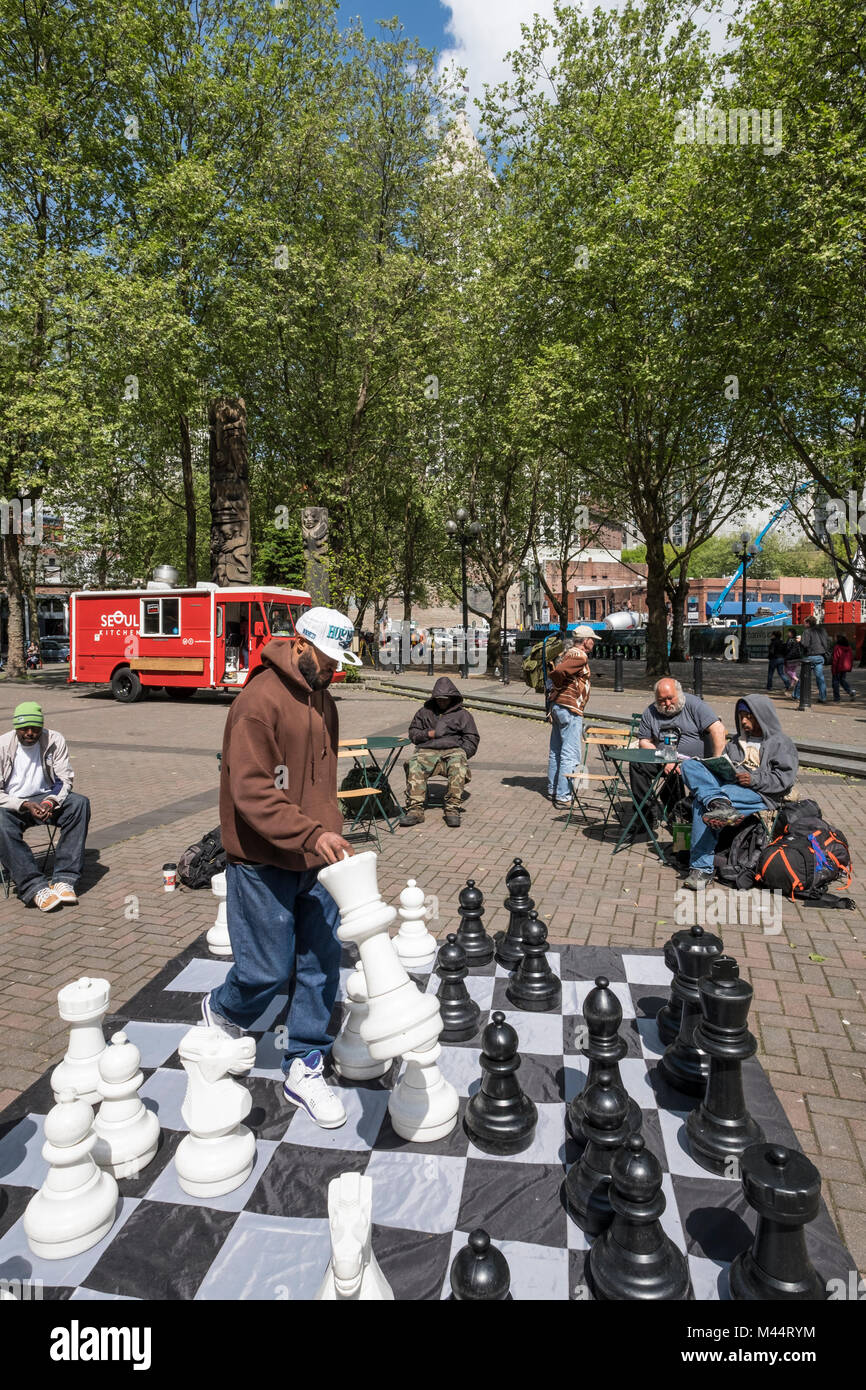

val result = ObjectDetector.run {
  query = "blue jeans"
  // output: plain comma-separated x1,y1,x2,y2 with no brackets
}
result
832,673,854,699
209,862,342,1073
547,707,583,801
0,792,91,903
793,656,827,702
681,760,767,872
767,657,790,690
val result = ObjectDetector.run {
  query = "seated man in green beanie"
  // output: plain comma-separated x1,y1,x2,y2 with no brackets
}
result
0,702,91,911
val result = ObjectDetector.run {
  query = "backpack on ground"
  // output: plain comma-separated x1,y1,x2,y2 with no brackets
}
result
522,635,563,694
775,798,824,835
755,826,853,905
338,766,401,821
713,815,769,889
177,826,226,888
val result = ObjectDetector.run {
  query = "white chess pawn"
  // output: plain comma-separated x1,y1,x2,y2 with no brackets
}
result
174,1027,256,1198
332,963,389,1081
392,879,437,968
92,1032,160,1179
318,852,439,1060
24,1089,119,1260
315,1172,394,1300
388,1037,458,1142
206,872,232,958
50,977,111,1104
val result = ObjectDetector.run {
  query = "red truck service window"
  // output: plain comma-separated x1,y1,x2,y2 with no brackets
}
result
141,597,180,636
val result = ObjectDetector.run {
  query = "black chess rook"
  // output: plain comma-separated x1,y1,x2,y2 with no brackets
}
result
588,1135,693,1301
494,858,533,967
455,879,494,966
465,1012,538,1155
685,955,764,1175
436,934,481,1043
449,1229,512,1300
564,1070,632,1236
658,924,724,1097
729,1145,827,1301
506,912,561,1012
567,976,641,1142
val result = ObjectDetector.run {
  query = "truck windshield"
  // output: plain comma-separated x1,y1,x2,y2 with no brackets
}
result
266,602,301,636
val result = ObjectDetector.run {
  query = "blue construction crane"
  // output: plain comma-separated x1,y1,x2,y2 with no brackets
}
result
707,480,816,624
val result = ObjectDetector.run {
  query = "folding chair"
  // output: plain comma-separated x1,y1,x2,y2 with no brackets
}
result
0,819,60,899
338,787,383,848
564,735,629,829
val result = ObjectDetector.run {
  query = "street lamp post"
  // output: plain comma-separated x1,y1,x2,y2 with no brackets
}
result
736,531,759,663
446,508,482,680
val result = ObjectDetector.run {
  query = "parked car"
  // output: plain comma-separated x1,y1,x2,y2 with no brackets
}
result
39,636,70,662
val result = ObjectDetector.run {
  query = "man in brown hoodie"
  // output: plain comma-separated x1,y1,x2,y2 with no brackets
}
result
203,607,361,1130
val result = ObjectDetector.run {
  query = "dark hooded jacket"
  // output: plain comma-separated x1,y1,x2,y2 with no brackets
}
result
724,693,798,808
220,638,342,871
408,677,480,758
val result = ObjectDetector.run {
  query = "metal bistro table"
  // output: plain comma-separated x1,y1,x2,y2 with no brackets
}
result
605,746,674,861
339,735,412,833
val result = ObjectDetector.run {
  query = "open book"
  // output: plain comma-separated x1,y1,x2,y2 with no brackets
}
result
674,752,740,783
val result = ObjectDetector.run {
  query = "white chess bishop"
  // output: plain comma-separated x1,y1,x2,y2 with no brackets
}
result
50,976,111,1105
174,1027,256,1198
318,852,439,1060
24,1089,119,1260
315,1172,394,1300
331,962,389,1082
92,1032,160,1179
206,871,232,958
391,879,437,967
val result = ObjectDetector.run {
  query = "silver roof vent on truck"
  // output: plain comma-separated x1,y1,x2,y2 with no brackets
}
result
146,564,180,591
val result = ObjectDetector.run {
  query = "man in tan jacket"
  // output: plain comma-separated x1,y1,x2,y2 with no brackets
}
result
203,607,360,1130
547,626,596,808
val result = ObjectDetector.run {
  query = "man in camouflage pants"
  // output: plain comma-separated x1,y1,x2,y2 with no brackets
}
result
399,676,480,828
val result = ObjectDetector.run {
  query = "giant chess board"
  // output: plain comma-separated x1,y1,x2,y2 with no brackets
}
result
0,936,854,1300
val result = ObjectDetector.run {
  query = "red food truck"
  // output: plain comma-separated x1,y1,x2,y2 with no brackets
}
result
68,583,323,702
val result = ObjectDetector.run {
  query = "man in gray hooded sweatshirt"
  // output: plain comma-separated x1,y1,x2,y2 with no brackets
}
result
679,693,798,889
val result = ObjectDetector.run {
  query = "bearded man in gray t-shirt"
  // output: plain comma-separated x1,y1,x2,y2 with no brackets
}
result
629,677,726,828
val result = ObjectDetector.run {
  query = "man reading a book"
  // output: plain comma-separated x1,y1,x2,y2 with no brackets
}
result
680,693,798,890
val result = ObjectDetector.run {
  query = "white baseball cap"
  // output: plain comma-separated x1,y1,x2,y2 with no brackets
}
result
295,607,362,666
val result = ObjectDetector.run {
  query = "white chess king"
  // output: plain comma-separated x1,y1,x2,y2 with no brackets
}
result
318,851,439,1060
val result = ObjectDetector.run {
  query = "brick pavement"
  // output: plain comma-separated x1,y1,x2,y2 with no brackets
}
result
0,674,863,1273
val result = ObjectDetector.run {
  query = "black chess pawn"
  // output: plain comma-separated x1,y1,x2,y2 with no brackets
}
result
567,976,641,1143
436,934,481,1043
494,858,534,967
506,912,561,1012
449,1229,512,1300
564,1070,632,1236
658,924,724,1097
685,956,765,1176
588,1134,693,1301
455,879,494,966
465,1012,538,1155
655,937,683,1047
730,1145,827,1301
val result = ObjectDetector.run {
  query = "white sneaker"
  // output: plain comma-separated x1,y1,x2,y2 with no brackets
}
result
283,1051,347,1129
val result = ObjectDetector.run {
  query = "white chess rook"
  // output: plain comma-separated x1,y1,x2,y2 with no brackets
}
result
318,852,439,1060
392,879,437,967
24,1089,119,1260
315,1171,394,1300
206,871,232,958
50,977,111,1105
388,1037,458,1142
92,1032,160,1180
332,962,389,1081
175,1027,256,1198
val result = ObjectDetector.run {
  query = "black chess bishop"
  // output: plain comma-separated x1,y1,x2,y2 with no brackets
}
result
465,1012,537,1155
435,934,481,1043
494,858,533,967
685,955,764,1175
449,1229,512,1300
455,879,494,965
588,1134,693,1301
567,976,641,1142
506,912,561,1012
729,1145,827,1301
658,924,724,1096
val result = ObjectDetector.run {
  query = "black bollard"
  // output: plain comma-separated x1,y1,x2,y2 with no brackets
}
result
427,644,434,677
693,656,703,699
798,660,812,710
614,652,624,693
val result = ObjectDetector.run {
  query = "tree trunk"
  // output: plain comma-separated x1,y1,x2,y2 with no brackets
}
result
3,531,26,677
209,398,251,585
644,532,670,679
487,570,510,671
668,573,689,662
179,412,197,586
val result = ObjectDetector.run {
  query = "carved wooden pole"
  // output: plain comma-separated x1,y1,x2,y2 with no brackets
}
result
209,397,251,585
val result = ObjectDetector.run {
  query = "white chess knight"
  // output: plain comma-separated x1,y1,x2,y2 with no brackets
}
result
331,962,389,1082
206,871,232,958
388,1036,458,1142
24,1089,119,1260
50,977,111,1105
92,1032,160,1179
318,851,439,1060
174,1026,256,1198
315,1172,394,1300
391,878,437,967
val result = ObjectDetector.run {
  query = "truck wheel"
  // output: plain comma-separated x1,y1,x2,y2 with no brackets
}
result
111,668,142,703
166,687,196,701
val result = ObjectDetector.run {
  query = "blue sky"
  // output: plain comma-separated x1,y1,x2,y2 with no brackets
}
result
336,1,450,52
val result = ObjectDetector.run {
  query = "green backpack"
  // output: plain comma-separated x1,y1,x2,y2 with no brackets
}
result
521,634,564,693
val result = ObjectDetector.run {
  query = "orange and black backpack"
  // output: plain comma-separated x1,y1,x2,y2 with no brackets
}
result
755,820,853,905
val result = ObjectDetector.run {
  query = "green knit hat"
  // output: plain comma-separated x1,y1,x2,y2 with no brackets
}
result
12,701,43,729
